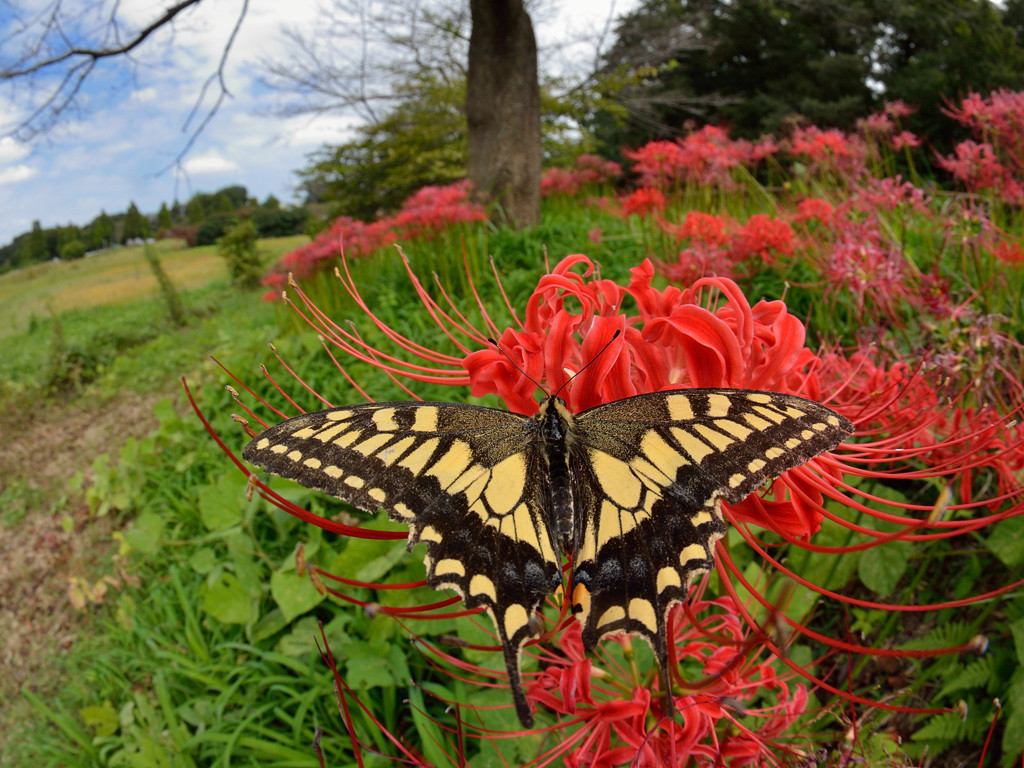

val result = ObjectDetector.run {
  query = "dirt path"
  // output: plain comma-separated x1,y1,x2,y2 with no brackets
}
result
0,391,167,758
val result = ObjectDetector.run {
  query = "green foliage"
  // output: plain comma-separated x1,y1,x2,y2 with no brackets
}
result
59,238,87,260
251,205,308,238
185,197,205,224
299,75,468,219
122,201,150,242
195,213,236,247
90,210,114,250
594,0,1024,151
216,219,263,289
142,244,188,326
156,202,173,231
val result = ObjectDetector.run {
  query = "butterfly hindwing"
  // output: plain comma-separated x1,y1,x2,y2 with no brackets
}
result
242,402,563,726
569,389,854,673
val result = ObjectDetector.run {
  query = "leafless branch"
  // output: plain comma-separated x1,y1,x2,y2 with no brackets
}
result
256,0,470,126
1,0,248,157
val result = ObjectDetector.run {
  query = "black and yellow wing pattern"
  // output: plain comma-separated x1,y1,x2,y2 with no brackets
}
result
243,388,854,727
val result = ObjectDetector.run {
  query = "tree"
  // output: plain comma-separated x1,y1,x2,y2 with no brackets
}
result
157,203,174,231
262,0,555,227
876,0,1024,152
20,220,48,264
186,198,206,224
595,0,881,146
123,202,150,242
466,0,541,226
2,1,605,230
90,211,115,250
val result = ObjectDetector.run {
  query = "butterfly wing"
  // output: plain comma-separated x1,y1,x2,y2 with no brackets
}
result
242,401,563,727
568,389,854,682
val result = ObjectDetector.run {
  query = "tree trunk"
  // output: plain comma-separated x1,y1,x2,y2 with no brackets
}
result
467,0,542,228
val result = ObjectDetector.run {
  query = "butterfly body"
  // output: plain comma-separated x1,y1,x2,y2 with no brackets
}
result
243,388,853,726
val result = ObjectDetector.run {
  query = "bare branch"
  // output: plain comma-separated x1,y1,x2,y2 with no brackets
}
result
257,0,469,127
1,0,204,79
1,0,248,155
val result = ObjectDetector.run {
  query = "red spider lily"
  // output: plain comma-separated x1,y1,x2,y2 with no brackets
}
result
729,214,795,265
944,89,1024,180
619,187,667,219
542,155,623,197
794,197,836,227
788,125,868,178
993,241,1024,265
657,212,794,282
935,140,1024,204
624,127,776,190
891,130,921,152
260,180,485,297
196,251,1024,765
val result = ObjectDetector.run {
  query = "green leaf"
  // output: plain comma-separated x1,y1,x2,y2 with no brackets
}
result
329,530,409,585
986,516,1024,567
270,567,325,622
342,641,395,689
188,547,217,575
1010,616,1024,664
80,701,119,737
1004,680,1024,763
196,473,243,531
249,607,289,644
201,572,252,625
858,539,911,596
123,510,164,555
276,616,324,657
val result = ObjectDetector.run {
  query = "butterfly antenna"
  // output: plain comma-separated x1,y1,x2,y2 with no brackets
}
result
487,337,549,396
553,329,622,400
489,329,622,401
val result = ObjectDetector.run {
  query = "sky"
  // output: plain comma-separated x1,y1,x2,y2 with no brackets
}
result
0,0,636,247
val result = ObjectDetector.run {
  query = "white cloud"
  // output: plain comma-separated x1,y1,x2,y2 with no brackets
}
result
132,87,159,103
181,152,240,174
0,165,37,186
0,137,31,164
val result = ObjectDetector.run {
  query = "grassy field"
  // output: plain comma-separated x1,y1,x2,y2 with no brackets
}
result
0,236,305,340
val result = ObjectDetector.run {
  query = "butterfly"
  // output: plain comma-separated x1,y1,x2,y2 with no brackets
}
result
243,387,853,727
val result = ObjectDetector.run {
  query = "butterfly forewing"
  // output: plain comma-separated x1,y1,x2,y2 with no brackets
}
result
242,401,563,726
568,389,854,668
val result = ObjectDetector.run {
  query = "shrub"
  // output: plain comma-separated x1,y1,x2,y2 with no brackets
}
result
196,214,237,247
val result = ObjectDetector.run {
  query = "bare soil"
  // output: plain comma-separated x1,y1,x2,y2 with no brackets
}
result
0,390,167,760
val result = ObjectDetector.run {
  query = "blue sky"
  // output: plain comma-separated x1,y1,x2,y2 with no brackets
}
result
0,0,634,246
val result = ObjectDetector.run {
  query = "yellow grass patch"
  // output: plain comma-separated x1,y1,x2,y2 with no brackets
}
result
0,236,307,340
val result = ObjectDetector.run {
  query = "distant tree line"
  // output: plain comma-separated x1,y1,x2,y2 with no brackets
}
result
0,185,309,273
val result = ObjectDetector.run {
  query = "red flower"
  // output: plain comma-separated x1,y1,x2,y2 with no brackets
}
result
730,214,795,264
194,250,1024,765
618,187,667,218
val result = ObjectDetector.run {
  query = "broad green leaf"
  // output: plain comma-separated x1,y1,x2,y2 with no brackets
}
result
342,641,395,689
270,567,325,622
123,510,164,555
986,516,1024,567
80,702,119,737
201,572,251,625
196,473,243,531
188,547,217,575
329,532,409,584
250,607,290,644
858,539,911,596
1010,616,1024,664
276,615,324,657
